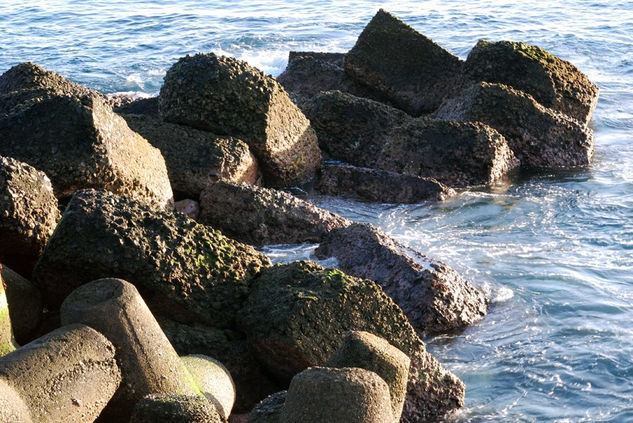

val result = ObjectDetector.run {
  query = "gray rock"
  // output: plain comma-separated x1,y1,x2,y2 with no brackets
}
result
130,394,223,423
114,96,159,117
247,391,286,423
0,265,42,345
182,354,236,420
175,199,200,219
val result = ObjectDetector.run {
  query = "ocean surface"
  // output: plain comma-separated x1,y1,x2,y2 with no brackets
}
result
2,1,632,421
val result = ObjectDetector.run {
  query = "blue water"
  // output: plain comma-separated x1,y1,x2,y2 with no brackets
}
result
2,1,633,421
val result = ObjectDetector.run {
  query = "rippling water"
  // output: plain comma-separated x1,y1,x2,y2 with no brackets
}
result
2,1,633,421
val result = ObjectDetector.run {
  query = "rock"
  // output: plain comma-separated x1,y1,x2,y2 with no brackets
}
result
114,96,160,117
159,53,322,186
121,113,258,197
316,163,455,203
238,261,465,422
198,181,350,246
247,391,286,423
0,265,42,345
0,156,60,277
464,40,599,125
182,354,236,420
0,268,18,356
0,379,32,423
0,324,121,423
0,62,173,209
344,9,463,115
60,279,201,419
305,90,518,187
130,394,223,423
33,189,270,327
315,223,488,335
280,367,394,423
434,82,594,168
327,331,410,421
175,199,200,219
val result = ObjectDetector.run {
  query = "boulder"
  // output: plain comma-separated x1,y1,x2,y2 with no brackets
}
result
198,181,350,246
122,113,258,197
316,163,455,203
247,391,286,423
175,199,200,219
160,53,322,186
33,189,270,327
0,378,32,423
434,82,594,168
114,96,160,117
0,63,174,209
305,90,518,187
0,156,60,276
0,269,18,356
130,394,223,423
0,265,42,344
238,261,465,422
344,9,463,115
182,354,236,420
464,40,599,125
280,367,394,423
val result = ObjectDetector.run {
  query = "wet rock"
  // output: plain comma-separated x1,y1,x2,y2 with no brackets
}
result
182,354,236,420
0,63,173,209
280,367,394,423
344,9,463,115
247,391,286,423
130,394,223,423
316,163,455,203
122,113,258,197
0,156,60,276
464,40,599,125
0,268,18,356
33,189,270,327
198,181,350,246
435,82,594,168
175,199,200,219
114,96,160,117
315,223,488,335
239,261,465,422
0,265,41,346
160,53,322,186
305,90,518,187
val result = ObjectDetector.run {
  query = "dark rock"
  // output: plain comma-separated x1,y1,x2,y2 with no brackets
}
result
114,96,160,117
198,181,350,246
159,53,321,186
247,391,286,423
435,82,594,168
316,163,455,203
122,113,258,197
1,265,42,345
344,9,463,115
33,189,270,327
130,394,223,423
0,156,59,276
239,261,465,422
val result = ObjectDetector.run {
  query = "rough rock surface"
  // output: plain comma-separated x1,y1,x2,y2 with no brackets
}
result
160,53,321,186
239,261,465,422
0,378,32,423
130,394,223,423
182,354,236,420
0,265,42,344
280,367,394,423
464,40,599,125
316,163,455,203
33,189,270,328
247,391,286,423
435,82,594,168
315,223,488,335
114,96,160,117
0,156,60,276
122,113,258,197
0,63,174,209
344,9,463,115
199,181,350,246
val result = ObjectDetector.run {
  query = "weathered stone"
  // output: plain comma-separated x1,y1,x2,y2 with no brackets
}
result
315,223,488,335
160,53,322,186
114,96,160,117
305,90,518,187
0,324,121,423
280,367,394,423
0,265,42,345
0,378,32,423
435,82,594,168
175,199,200,219
344,9,463,115
182,354,236,420
239,261,465,422
0,268,18,356
0,156,59,276
199,181,350,246
247,391,286,423
316,163,455,203
327,331,410,421
464,40,599,125
122,113,258,197
130,394,223,423
33,189,270,327
0,63,173,209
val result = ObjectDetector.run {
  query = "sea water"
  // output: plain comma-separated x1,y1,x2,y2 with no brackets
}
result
1,1,632,421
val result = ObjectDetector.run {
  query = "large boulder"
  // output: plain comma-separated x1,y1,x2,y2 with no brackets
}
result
33,189,270,327
0,63,174,208
181,354,236,420
344,9,463,115
0,156,59,277
121,113,258,198
0,265,41,345
198,181,350,246
159,53,321,186
239,261,465,422
464,40,599,125
435,82,594,168
130,394,223,423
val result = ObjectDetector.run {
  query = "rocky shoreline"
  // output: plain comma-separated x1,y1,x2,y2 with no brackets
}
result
0,9,597,423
